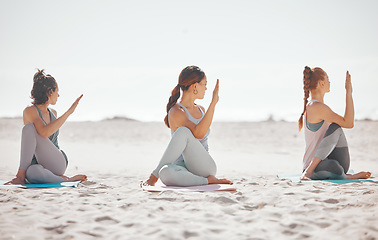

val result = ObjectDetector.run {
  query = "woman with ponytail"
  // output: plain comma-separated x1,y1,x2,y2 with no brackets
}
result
142,66,233,187
299,66,371,180
7,69,86,184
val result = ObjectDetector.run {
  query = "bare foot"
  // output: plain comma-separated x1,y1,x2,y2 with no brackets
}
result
5,177,26,185
60,175,69,181
141,174,158,187
65,175,87,182
207,175,233,185
347,171,371,179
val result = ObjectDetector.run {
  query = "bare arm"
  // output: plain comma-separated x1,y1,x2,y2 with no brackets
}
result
23,95,83,138
169,79,219,139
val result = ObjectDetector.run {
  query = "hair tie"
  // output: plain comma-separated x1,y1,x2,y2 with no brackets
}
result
301,113,304,116
176,84,181,88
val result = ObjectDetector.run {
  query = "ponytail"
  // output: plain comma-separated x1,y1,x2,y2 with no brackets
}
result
164,84,181,127
298,66,312,131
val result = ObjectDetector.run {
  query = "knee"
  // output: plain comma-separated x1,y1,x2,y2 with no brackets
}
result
325,160,344,175
25,164,43,183
22,123,36,136
159,165,178,186
324,123,343,138
328,123,341,132
172,127,194,140
175,127,192,136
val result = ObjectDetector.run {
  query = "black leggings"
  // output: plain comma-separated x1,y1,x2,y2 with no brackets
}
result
311,123,350,180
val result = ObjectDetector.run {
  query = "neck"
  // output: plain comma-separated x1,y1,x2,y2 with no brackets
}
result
35,103,50,112
310,90,325,103
180,91,196,109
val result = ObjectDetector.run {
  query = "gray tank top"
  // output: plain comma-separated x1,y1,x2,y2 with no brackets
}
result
31,105,67,165
172,103,210,166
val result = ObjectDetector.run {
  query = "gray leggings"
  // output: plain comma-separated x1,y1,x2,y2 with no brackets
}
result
152,127,217,187
20,123,66,183
311,123,350,180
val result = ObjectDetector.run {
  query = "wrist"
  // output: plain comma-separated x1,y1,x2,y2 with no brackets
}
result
209,101,217,108
63,111,71,118
302,171,312,177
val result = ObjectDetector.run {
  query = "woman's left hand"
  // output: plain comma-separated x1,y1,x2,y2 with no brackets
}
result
5,177,26,185
345,71,352,95
141,174,158,187
211,79,220,106
67,94,83,115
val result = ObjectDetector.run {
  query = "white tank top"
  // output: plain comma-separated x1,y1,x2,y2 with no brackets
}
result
302,99,331,170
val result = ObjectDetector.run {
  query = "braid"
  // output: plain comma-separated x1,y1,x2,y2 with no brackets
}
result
164,85,181,127
298,66,312,131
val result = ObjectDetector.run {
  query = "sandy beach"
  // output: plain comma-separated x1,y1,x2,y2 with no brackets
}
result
0,118,377,240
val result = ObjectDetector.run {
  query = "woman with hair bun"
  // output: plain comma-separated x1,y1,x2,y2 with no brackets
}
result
299,66,371,180
7,69,86,184
142,66,233,187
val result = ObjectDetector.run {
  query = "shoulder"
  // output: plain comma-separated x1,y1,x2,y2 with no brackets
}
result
169,104,187,119
23,105,37,116
307,101,330,113
23,105,38,123
306,101,334,122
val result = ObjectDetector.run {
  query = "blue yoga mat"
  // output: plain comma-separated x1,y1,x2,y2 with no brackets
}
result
277,171,377,184
0,181,81,189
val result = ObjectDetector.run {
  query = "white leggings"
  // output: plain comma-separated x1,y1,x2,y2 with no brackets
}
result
151,127,217,187
20,123,66,183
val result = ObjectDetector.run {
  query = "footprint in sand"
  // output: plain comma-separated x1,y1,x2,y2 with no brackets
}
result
213,196,237,205
95,216,120,224
44,225,67,234
315,222,331,228
183,231,199,238
323,199,339,204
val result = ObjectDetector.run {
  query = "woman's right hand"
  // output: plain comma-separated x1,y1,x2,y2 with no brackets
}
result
141,174,158,187
300,172,312,181
211,79,220,106
67,94,83,115
345,71,352,95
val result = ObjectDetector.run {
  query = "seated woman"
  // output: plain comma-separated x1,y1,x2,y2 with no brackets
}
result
142,66,233,187
8,69,87,184
299,66,371,180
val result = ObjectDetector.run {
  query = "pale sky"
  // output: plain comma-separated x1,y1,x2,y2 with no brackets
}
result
1,0,377,121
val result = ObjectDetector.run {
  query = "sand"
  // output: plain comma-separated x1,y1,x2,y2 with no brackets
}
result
0,118,377,240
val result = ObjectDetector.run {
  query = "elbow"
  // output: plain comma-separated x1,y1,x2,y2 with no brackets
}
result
194,133,206,139
41,134,50,138
192,130,205,139
342,122,354,129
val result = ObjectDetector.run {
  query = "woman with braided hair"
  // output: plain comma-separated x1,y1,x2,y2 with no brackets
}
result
142,66,233,187
299,66,371,180
7,69,87,184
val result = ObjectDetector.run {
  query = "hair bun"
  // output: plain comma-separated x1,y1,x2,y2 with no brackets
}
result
33,69,46,83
